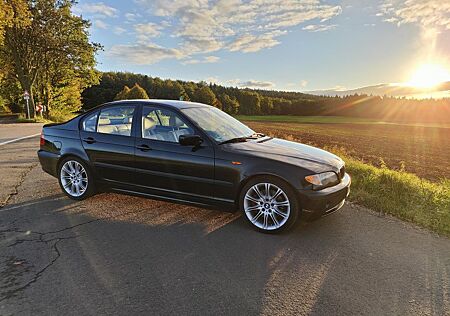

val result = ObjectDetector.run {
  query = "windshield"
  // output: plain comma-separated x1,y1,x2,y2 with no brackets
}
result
181,106,255,143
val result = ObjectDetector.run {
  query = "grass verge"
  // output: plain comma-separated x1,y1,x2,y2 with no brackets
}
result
329,147,450,236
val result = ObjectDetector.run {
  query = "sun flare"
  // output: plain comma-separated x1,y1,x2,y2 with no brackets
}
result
407,64,450,88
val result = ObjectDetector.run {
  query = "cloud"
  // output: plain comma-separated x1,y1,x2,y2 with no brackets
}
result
93,20,108,30
108,44,185,65
238,80,275,89
106,0,342,65
379,0,450,32
74,2,118,18
181,38,224,54
204,77,220,84
134,23,164,42
302,24,337,32
135,0,342,54
229,31,286,53
287,80,308,89
207,78,274,88
113,26,127,35
183,56,220,65
125,13,137,21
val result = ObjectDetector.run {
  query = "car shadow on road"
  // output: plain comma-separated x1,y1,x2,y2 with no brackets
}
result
2,186,449,315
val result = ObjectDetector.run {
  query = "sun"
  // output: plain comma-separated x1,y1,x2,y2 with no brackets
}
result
407,63,450,88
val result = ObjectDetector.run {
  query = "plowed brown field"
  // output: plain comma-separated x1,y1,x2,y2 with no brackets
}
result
244,121,450,181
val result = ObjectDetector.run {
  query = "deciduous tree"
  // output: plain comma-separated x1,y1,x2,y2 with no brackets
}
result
193,85,218,106
219,93,239,114
126,83,149,99
114,86,131,100
1,0,100,118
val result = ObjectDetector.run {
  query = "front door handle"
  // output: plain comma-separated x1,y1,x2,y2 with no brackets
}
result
136,144,151,151
82,137,96,144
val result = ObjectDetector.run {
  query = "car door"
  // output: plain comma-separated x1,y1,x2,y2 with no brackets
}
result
134,105,215,202
79,104,137,184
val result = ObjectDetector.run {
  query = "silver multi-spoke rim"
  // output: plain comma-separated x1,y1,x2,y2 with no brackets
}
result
244,182,290,230
60,160,88,197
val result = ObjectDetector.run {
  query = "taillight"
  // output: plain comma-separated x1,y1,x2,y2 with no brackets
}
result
40,131,45,146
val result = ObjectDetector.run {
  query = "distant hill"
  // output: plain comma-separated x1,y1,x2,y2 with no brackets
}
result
306,81,450,99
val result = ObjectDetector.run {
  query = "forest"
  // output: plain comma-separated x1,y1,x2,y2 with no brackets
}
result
82,72,450,123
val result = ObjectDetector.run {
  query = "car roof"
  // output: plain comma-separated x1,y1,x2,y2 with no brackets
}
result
103,99,211,110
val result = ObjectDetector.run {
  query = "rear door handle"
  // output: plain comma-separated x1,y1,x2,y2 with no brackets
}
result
136,144,151,151
82,137,96,144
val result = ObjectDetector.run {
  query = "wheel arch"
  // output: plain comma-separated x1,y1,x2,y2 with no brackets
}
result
57,153,91,175
235,173,301,208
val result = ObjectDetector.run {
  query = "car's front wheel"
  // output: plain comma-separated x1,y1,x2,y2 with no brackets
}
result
240,177,299,233
58,157,95,200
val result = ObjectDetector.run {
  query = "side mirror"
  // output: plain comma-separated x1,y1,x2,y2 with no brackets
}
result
179,134,203,146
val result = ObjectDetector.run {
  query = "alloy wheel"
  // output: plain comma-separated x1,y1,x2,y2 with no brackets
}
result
60,160,88,197
243,182,291,231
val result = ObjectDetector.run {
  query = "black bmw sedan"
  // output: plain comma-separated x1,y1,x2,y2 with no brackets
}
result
38,100,350,233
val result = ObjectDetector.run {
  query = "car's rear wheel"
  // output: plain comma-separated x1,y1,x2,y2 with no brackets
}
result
240,177,299,233
58,157,95,200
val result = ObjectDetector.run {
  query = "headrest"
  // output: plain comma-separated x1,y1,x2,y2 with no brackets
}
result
123,116,133,124
170,116,184,127
98,118,111,125
143,117,156,129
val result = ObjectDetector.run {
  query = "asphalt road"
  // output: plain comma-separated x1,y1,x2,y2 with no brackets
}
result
0,124,449,315
0,123,43,144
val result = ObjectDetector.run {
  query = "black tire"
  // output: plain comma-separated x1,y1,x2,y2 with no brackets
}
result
57,156,95,200
239,176,299,233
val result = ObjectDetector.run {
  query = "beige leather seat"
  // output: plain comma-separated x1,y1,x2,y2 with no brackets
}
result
97,118,116,134
143,117,164,140
115,117,132,136
97,117,132,136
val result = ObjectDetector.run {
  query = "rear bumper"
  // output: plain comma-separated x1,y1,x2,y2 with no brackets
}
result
299,173,351,220
37,150,60,177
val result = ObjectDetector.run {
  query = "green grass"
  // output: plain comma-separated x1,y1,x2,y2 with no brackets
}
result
328,147,450,236
236,115,450,128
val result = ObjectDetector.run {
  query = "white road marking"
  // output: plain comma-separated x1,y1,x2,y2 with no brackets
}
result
0,133,40,146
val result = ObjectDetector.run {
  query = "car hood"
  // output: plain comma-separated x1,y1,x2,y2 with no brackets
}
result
226,137,344,172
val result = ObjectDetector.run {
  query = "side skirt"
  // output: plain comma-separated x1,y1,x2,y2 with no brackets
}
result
110,187,237,212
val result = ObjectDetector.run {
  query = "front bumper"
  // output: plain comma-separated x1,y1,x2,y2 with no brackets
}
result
299,173,351,220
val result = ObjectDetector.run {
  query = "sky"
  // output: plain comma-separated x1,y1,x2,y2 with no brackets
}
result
73,0,450,91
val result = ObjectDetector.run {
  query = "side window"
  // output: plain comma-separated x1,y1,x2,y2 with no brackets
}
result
82,112,99,132
142,106,194,142
97,106,135,137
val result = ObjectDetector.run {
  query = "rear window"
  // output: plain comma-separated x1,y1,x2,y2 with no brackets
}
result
82,112,98,132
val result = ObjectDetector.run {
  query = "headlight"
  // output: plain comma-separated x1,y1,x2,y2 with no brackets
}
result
305,172,339,190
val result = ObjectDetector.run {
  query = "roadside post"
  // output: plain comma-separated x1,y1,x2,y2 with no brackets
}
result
23,91,30,119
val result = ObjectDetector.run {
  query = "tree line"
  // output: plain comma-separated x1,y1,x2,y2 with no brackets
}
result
82,72,450,123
